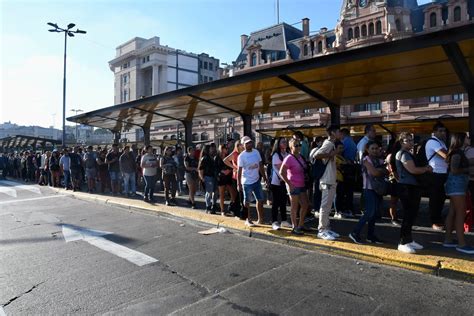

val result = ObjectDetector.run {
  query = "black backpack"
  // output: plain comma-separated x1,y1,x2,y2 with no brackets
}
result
414,137,439,167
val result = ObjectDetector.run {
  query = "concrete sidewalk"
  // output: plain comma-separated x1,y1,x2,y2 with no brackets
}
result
54,188,474,282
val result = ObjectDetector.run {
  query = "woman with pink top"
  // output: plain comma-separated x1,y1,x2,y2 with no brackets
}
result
279,138,310,235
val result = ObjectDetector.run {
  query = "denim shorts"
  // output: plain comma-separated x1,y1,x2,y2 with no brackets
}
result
445,174,468,196
243,181,264,204
109,171,120,182
289,186,306,196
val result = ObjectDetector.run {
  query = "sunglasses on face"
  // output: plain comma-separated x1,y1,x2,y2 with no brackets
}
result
293,144,302,148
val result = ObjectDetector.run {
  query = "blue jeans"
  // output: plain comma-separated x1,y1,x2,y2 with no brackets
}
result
352,189,382,238
243,180,264,204
204,176,217,208
63,170,71,188
143,175,156,200
122,172,136,194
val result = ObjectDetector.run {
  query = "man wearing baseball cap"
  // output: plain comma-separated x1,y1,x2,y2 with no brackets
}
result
237,136,269,227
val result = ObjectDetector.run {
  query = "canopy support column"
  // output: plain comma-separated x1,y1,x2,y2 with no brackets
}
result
142,127,151,146
241,114,252,138
113,132,121,145
183,121,193,148
330,106,340,127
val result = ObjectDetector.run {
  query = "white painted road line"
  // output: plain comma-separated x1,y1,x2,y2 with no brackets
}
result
0,180,42,195
0,306,6,316
0,187,17,198
0,195,66,205
62,225,158,267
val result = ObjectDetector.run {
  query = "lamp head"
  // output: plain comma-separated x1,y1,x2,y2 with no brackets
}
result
67,23,76,29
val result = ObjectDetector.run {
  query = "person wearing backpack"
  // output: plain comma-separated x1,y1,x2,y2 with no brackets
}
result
120,145,137,197
270,137,290,230
309,136,324,213
395,132,433,254
161,146,178,206
313,126,341,240
443,132,474,254
424,122,449,230
83,145,97,193
69,147,83,191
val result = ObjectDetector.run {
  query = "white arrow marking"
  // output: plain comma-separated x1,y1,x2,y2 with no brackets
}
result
0,180,42,195
0,306,6,316
61,225,158,266
0,187,17,197
0,195,65,205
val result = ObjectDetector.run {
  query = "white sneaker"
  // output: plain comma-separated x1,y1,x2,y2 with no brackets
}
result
245,219,255,227
327,230,340,238
281,221,292,228
314,211,320,218
333,212,343,219
317,231,336,241
272,221,281,230
398,243,416,254
409,241,424,250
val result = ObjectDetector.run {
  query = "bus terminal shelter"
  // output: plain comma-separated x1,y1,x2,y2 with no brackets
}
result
68,24,474,147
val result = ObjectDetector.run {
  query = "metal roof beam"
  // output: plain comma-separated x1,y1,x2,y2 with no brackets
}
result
278,74,339,108
96,115,143,129
188,94,245,116
131,106,185,124
442,42,474,91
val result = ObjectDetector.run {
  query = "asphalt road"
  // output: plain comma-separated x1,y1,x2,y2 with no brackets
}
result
1,181,473,315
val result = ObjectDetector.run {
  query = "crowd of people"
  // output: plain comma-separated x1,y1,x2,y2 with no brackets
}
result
0,121,473,255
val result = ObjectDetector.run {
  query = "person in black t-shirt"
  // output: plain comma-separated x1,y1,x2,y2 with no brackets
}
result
198,145,217,213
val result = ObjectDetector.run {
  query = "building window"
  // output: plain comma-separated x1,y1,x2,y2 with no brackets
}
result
269,51,278,61
429,96,441,103
376,21,382,34
454,6,461,22
163,135,169,140
208,63,213,71
303,108,311,114
354,103,381,112
199,60,202,68
201,132,209,141
204,76,208,82
122,73,128,85
453,94,463,101
361,24,367,37
317,41,323,53
354,26,360,38
192,133,199,141
123,90,128,102
209,77,213,81
369,22,374,35
303,44,308,56
251,53,257,66
348,28,353,40
430,12,437,27
122,62,129,69
204,61,208,69
272,112,281,117
395,19,401,31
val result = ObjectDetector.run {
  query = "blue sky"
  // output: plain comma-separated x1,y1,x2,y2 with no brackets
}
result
0,0,432,128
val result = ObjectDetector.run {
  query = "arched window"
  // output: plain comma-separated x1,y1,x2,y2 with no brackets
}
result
201,132,209,141
170,135,177,140
369,22,375,35
376,20,382,34
454,6,461,22
163,135,169,140
192,133,199,141
361,24,367,37
430,12,437,27
303,44,308,56
354,26,360,38
348,28,353,40
251,53,257,66
395,19,401,31
317,41,323,53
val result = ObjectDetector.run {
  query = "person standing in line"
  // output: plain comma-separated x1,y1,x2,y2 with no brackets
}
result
237,136,269,227
120,145,137,197
270,137,290,230
96,150,110,194
349,141,387,244
312,126,341,240
69,147,83,192
395,132,433,253
174,147,185,196
334,141,347,219
141,145,158,203
443,132,474,254
340,128,357,217
425,122,449,230
198,145,218,213
184,146,199,209
59,149,71,190
309,136,325,214
215,144,237,216
49,150,61,187
83,145,97,193
224,140,245,219
106,144,121,196
356,124,376,162
161,146,178,206
280,138,310,235
386,140,402,226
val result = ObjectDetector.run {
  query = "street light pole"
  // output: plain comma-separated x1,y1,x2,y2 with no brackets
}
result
47,22,86,148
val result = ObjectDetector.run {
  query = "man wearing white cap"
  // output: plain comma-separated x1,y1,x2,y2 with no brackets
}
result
237,136,269,227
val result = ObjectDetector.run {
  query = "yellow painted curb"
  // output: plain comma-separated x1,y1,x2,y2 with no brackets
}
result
58,189,474,281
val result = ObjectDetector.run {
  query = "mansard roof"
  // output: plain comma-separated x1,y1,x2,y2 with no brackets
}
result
235,23,303,65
